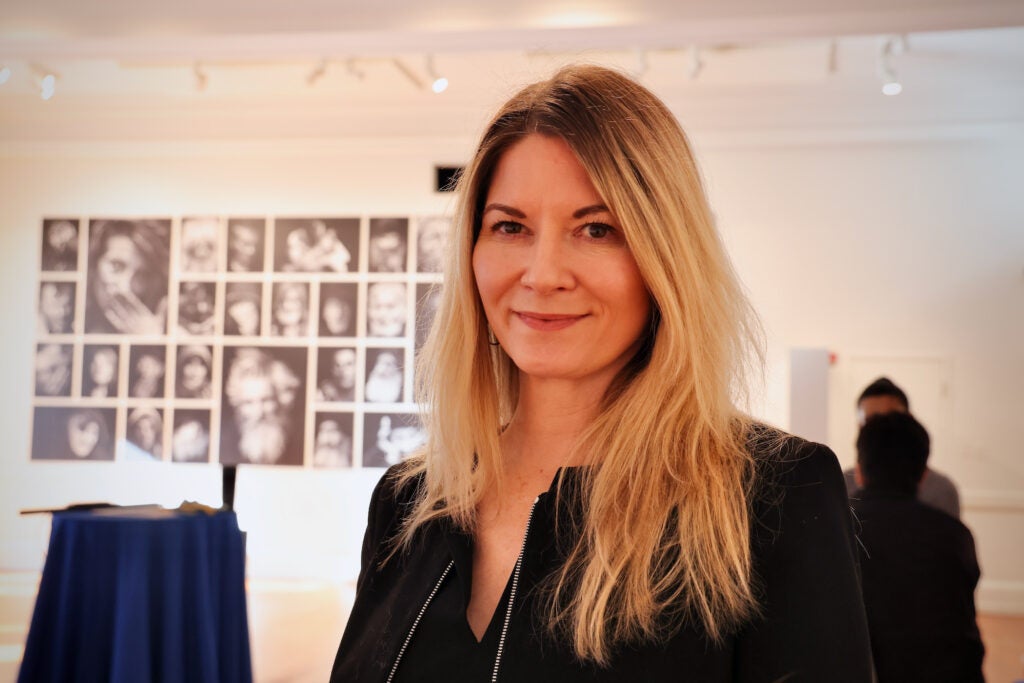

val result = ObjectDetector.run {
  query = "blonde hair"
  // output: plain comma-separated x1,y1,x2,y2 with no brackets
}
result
401,64,764,664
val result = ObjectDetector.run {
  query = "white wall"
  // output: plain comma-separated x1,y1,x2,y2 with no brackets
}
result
2,127,1022,610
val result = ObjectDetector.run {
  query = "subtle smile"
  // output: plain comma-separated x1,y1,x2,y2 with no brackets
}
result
514,311,587,331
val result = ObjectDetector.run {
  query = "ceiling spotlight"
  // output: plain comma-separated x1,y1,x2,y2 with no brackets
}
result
30,64,58,100
426,55,447,94
877,35,906,97
0,65,10,85
687,45,703,80
307,59,328,86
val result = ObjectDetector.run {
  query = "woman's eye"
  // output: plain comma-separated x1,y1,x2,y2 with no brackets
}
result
493,221,523,235
582,223,614,239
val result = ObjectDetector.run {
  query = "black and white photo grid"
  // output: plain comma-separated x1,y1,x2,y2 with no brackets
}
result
31,216,450,468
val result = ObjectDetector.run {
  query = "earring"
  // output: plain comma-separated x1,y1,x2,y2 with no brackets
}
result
487,325,500,346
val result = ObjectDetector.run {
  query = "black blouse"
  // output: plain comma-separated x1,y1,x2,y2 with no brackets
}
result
332,435,874,682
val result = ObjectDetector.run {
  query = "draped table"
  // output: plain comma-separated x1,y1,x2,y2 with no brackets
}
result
18,509,252,683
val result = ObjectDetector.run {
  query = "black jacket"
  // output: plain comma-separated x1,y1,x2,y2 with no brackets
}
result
851,489,985,682
332,436,873,682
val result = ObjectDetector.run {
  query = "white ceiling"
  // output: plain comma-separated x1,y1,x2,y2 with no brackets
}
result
1,0,1022,142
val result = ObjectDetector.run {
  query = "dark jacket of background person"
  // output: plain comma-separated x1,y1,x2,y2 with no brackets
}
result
331,437,873,682
852,489,985,683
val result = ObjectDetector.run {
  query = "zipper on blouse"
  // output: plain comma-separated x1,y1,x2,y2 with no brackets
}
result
386,495,541,683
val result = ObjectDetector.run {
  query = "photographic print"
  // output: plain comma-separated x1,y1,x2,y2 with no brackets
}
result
318,282,356,337
366,281,407,338
41,219,80,272
226,218,266,272
175,344,213,399
274,218,359,273
270,282,310,337
224,283,262,336
180,217,219,273
38,282,76,335
177,281,216,336
416,216,450,273
368,218,409,273
317,347,357,402
362,412,425,468
125,407,163,461
219,346,307,466
171,409,210,463
364,347,405,403
312,412,353,468
82,344,120,398
85,219,171,334
35,343,73,397
128,345,166,398
31,406,116,461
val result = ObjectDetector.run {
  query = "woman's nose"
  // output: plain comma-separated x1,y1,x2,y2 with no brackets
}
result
519,233,575,293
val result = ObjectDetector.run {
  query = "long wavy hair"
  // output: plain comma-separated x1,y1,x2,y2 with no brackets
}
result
401,64,765,664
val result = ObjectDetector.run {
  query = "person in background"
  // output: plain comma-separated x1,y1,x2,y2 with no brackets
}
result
331,64,871,681
844,376,960,517
851,412,984,682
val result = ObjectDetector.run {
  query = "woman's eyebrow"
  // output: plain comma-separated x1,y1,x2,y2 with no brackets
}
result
573,204,611,219
482,203,526,218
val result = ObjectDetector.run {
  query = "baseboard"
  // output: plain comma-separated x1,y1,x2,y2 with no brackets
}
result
977,579,1024,615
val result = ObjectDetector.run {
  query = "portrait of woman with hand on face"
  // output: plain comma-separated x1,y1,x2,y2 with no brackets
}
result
85,219,170,335
332,66,872,682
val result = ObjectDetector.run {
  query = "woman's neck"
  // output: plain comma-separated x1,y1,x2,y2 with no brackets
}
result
499,376,606,488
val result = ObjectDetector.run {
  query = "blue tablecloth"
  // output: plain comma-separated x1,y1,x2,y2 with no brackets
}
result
19,510,252,683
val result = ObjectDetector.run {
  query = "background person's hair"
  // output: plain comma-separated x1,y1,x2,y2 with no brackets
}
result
404,63,764,663
857,376,909,411
857,412,930,495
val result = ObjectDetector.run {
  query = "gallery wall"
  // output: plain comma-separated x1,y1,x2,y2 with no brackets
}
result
1,123,1022,609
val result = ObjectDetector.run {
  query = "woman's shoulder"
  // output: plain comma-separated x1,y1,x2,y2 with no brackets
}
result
744,423,849,537
365,462,425,534
746,422,842,487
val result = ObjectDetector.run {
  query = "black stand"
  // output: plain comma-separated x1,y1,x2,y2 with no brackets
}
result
222,465,237,511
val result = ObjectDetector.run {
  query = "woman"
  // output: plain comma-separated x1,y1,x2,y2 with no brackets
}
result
332,65,871,681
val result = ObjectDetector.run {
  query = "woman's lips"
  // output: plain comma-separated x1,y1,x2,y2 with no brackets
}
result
514,311,586,331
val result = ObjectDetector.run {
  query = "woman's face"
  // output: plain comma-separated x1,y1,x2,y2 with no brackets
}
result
472,134,651,390
68,416,101,457
97,234,142,298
